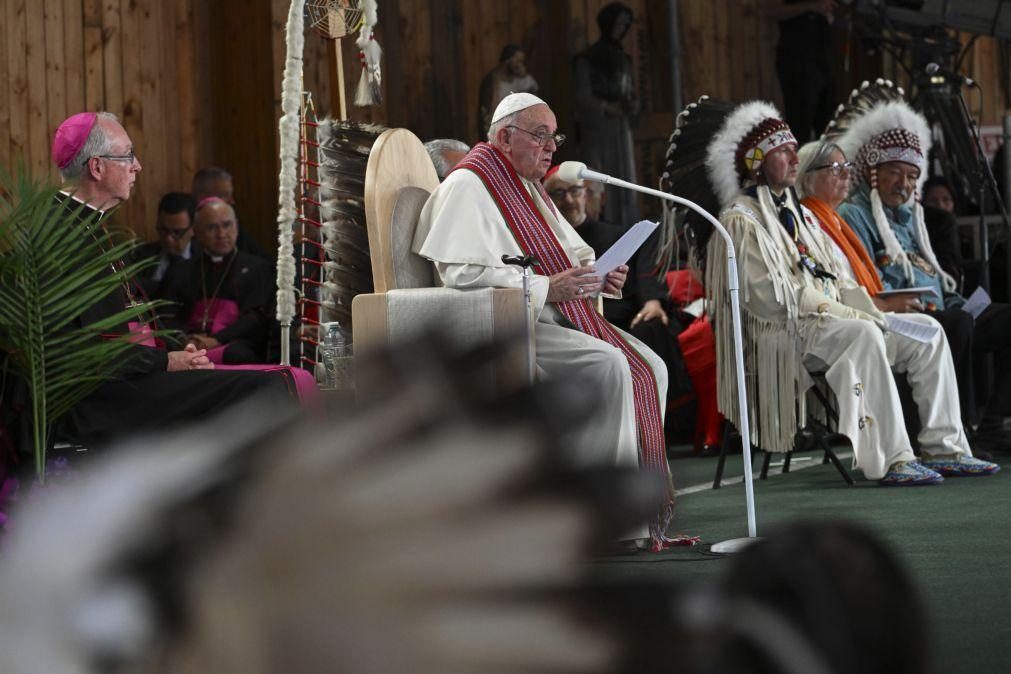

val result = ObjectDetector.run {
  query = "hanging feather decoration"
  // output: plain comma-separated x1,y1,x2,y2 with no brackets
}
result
275,0,307,364
658,96,735,270
316,118,387,329
354,0,383,106
0,334,672,674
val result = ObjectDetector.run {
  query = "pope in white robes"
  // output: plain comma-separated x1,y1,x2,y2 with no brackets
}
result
413,93,674,546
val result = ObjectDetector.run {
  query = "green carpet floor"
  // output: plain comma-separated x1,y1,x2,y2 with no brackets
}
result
594,448,1011,674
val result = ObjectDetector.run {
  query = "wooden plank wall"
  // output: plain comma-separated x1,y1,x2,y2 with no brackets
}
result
203,1,278,253
3,1,1009,248
290,0,688,142
283,0,786,219
948,33,1009,127
0,0,207,241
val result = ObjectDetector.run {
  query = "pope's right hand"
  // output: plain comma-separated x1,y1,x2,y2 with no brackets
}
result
547,265,600,303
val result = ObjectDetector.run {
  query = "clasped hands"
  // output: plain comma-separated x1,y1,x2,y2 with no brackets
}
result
167,342,215,372
186,333,221,350
547,264,628,303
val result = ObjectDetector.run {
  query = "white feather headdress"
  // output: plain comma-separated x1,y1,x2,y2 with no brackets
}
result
705,101,785,208
831,90,955,291
834,100,932,195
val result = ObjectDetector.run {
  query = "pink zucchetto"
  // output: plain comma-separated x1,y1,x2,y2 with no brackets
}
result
196,196,227,211
51,112,99,169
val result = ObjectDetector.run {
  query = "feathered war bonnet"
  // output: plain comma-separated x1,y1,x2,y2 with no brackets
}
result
705,101,796,208
833,98,931,195
828,80,955,291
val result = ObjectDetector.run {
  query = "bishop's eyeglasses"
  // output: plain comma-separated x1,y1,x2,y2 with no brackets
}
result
95,151,138,164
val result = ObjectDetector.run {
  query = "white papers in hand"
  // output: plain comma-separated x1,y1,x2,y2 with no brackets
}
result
885,314,940,343
592,220,659,291
960,286,991,320
876,286,939,298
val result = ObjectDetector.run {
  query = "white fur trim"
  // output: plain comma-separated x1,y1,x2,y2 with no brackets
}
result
275,0,306,327
706,101,784,208
836,101,932,199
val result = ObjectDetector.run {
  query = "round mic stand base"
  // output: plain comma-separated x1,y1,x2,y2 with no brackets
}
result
710,536,762,554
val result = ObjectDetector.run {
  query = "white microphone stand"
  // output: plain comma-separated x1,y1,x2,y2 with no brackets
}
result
559,162,758,550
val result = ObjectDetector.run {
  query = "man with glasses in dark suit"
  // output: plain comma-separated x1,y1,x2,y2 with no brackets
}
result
131,192,201,298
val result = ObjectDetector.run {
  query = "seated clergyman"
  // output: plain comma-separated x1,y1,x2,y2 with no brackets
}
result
160,197,275,365
543,164,696,446
412,92,693,550
47,111,299,449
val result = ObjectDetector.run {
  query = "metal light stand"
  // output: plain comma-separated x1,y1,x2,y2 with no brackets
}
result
954,83,1011,294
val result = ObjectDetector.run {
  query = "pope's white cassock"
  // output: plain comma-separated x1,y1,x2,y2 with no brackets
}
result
413,167,668,482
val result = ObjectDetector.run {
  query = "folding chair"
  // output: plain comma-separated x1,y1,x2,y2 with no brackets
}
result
712,373,854,489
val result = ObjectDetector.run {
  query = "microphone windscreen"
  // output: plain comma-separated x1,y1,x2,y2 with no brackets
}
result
557,161,586,184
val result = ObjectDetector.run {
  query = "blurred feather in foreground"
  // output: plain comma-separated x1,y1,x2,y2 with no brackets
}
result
0,333,664,674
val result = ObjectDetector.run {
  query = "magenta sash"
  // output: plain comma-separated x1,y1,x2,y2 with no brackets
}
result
204,345,228,365
454,143,690,550
125,321,157,348
187,298,240,335
216,364,321,410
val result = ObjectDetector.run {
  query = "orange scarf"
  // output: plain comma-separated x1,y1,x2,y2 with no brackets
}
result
802,196,884,295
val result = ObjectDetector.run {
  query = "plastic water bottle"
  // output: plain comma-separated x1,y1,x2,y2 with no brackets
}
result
320,323,347,388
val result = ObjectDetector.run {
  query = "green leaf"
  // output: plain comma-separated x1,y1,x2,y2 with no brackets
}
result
0,167,164,480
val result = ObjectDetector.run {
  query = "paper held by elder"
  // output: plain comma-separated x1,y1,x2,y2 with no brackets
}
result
885,314,940,343
876,286,938,298
961,286,991,320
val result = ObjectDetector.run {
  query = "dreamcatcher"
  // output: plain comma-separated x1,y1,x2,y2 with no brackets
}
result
306,0,383,118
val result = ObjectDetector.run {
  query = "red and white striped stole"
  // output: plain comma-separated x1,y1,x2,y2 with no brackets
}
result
454,143,689,550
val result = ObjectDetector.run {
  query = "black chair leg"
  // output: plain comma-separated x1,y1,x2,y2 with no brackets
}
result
807,374,852,485
813,429,854,486
712,419,735,490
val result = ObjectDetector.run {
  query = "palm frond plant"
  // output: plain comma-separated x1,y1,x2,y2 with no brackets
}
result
0,166,165,480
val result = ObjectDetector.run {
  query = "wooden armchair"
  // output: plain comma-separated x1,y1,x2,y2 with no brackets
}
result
351,129,531,392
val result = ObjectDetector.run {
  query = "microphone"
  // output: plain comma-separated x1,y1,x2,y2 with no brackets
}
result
561,161,759,545
557,161,610,184
925,62,975,87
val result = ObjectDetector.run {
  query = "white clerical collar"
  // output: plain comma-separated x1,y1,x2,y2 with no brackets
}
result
59,189,106,215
